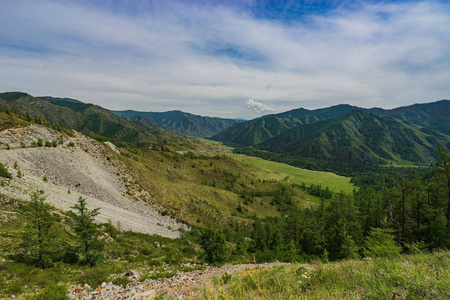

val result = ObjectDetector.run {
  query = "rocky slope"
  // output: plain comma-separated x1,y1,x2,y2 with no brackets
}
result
68,262,288,299
0,124,185,238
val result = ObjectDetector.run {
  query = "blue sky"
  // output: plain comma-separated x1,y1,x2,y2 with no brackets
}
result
1,0,449,119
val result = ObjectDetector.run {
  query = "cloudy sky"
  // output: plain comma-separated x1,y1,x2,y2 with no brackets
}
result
1,0,449,119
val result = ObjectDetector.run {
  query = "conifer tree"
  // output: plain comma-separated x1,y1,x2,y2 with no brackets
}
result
200,228,229,265
363,226,401,257
67,197,104,266
19,192,59,268
436,146,450,228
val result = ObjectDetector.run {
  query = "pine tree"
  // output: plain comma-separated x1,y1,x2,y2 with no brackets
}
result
200,228,229,265
436,146,450,228
18,192,59,268
67,197,104,266
363,227,401,257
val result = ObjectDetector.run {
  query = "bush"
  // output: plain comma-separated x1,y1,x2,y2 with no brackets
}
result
0,163,12,179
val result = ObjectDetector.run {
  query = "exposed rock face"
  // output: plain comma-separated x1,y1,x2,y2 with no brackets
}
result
0,124,65,149
0,124,187,238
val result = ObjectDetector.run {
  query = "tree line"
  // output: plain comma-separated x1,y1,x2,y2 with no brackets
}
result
201,146,450,264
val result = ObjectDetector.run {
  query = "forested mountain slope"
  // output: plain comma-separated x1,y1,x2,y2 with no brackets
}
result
258,110,449,167
211,104,356,146
114,109,242,138
368,100,450,135
212,100,450,146
0,92,183,147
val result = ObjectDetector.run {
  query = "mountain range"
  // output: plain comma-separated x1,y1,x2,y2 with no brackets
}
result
212,100,450,173
0,92,171,146
1,91,449,174
211,101,450,146
113,110,243,138
260,110,447,164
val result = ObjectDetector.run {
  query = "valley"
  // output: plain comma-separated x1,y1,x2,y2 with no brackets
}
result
0,92,449,299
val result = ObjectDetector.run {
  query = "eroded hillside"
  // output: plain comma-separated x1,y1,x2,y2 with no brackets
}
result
0,124,185,238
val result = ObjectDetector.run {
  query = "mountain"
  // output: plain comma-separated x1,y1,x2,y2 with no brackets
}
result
211,104,356,146
258,110,449,167
212,100,450,146
367,100,450,135
40,96,83,103
113,110,243,138
0,92,167,145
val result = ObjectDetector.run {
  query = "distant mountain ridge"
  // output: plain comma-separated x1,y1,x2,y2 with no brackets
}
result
212,100,450,146
367,100,450,135
40,96,83,104
259,110,448,165
113,109,243,138
0,92,169,146
211,104,358,146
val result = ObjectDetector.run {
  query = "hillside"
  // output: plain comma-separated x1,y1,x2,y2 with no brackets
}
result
368,99,450,135
114,109,242,138
211,100,450,147
211,105,356,146
0,124,184,237
0,107,320,229
205,251,450,299
258,110,449,170
0,92,182,147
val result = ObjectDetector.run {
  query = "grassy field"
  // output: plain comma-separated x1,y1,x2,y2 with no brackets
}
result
116,145,307,228
207,146,354,194
205,251,450,299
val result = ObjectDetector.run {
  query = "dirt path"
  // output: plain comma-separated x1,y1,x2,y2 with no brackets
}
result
69,262,289,299
143,262,289,299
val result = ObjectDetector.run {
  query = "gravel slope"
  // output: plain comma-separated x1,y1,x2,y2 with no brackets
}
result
0,125,185,238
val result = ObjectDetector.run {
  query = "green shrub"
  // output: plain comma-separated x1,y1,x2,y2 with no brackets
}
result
112,277,130,287
0,163,12,179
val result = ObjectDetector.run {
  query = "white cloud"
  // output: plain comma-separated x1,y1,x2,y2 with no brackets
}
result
0,0,449,119
246,99,274,113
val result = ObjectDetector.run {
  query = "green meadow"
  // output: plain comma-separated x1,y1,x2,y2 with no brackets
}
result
209,147,354,194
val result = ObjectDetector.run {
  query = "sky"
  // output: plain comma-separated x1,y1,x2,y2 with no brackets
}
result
0,0,449,119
